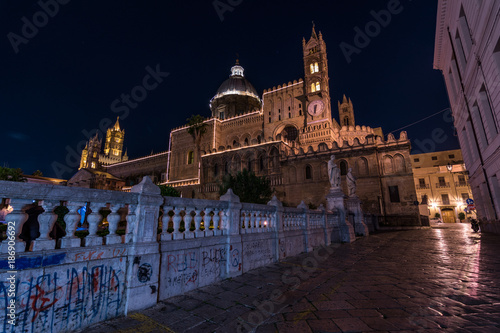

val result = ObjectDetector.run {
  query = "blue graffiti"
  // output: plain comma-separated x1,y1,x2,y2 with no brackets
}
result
0,252,66,270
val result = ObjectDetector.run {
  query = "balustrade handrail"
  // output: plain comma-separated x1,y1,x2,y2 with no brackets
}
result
241,202,276,212
164,196,228,210
283,206,306,214
0,180,139,204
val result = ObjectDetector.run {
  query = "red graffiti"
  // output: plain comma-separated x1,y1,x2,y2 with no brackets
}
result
112,248,126,257
30,285,59,322
92,268,100,292
73,251,104,261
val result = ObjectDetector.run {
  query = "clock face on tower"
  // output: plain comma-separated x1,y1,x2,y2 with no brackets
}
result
308,100,325,116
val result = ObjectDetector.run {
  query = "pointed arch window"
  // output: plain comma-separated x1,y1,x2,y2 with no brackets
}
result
305,165,312,180
315,82,321,91
339,160,348,176
311,83,316,93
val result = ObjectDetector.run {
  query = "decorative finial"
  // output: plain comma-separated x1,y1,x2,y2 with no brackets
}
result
236,53,240,65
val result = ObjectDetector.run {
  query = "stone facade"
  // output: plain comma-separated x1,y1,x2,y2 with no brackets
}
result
78,27,420,224
104,151,169,187
411,149,474,222
434,0,500,233
165,28,420,223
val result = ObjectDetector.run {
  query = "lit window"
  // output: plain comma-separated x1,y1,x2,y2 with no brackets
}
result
315,82,321,91
187,151,194,164
310,62,319,74
91,162,96,169
311,83,316,92
115,138,120,143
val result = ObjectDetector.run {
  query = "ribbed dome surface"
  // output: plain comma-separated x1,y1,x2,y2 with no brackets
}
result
215,76,259,98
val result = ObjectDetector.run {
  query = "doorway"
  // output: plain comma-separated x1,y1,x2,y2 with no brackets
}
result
441,208,455,223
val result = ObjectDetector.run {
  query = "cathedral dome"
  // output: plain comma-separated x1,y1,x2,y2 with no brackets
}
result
210,61,262,119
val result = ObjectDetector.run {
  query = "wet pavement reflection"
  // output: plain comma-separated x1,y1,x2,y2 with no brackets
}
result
87,223,500,332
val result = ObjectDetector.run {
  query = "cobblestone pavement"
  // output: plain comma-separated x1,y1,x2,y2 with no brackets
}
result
86,223,500,332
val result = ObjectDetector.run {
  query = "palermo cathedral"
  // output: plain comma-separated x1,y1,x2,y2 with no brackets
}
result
74,27,419,223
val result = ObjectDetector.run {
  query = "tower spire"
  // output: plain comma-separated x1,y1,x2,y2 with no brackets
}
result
311,21,318,39
113,116,121,131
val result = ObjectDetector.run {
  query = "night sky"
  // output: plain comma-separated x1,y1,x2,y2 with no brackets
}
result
0,0,457,179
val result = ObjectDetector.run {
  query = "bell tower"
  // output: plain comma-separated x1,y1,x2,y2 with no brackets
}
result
299,24,335,146
104,117,125,158
338,95,355,127
302,24,332,122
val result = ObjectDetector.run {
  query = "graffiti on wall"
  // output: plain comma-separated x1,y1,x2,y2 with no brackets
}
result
0,263,125,333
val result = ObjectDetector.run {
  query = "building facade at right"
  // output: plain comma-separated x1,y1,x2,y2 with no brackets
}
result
434,0,500,233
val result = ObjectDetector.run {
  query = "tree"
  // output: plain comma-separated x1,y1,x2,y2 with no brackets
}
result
0,167,26,182
219,169,272,204
32,170,43,177
158,185,181,197
458,212,466,222
186,114,207,185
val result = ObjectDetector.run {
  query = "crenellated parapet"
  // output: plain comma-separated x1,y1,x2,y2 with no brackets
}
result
284,130,410,158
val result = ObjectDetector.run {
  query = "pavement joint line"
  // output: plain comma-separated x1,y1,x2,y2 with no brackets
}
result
279,261,329,271
121,313,177,333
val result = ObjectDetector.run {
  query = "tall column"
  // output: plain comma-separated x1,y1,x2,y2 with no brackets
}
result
267,195,283,260
124,176,163,314
220,189,243,278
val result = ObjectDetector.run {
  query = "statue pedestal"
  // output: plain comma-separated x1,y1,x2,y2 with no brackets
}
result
326,187,355,243
346,195,369,236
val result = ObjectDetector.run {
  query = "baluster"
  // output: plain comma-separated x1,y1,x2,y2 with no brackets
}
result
31,200,59,251
212,209,220,236
255,213,262,233
194,208,204,238
250,212,257,233
84,202,103,246
184,207,194,239
61,202,84,248
220,210,228,234
245,211,251,233
204,208,214,237
105,204,121,245
161,205,173,241
1,199,33,253
240,211,246,230
125,204,137,243
172,207,183,240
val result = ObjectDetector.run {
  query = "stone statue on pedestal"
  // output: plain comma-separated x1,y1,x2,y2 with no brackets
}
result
328,155,341,188
346,167,356,196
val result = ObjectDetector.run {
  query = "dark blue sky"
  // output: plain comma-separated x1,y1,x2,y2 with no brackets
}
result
0,0,457,179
